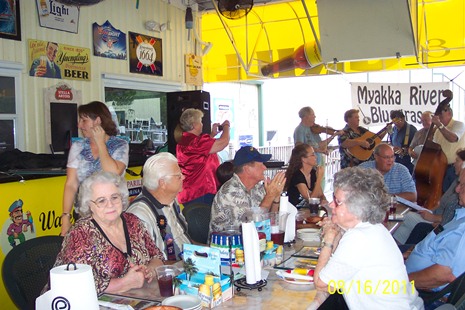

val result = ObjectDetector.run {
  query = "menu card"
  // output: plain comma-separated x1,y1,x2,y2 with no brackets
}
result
291,246,320,259
274,256,318,270
98,294,159,309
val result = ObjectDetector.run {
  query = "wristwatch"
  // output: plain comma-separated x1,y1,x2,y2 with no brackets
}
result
439,123,445,130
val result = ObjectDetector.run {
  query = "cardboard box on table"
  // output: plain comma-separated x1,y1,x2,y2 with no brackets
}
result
176,244,233,307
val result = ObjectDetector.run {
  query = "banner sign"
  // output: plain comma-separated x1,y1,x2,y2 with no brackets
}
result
128,31,163,76
28,39,91,81
351,82,450,126
93,20,127,60
36,0,79,33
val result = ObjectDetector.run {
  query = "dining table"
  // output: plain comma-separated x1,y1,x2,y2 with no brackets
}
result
100,238,318,310
101,205,411,309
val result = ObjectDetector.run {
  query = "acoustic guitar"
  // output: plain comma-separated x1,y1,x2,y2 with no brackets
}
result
346,118,400,161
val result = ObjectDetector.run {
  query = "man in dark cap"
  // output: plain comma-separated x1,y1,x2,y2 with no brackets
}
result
208,146,285,235
389,109,417,174
432,90,465,191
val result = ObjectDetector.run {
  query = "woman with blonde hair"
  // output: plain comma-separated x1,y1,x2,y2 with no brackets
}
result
176,108,230,207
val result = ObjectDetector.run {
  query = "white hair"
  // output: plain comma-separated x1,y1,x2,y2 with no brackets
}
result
143,152,179,190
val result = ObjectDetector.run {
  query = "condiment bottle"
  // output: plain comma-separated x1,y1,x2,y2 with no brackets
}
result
276,245,284,265
235,249,244,265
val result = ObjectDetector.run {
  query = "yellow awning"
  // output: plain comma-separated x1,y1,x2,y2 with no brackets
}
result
201,0,465,82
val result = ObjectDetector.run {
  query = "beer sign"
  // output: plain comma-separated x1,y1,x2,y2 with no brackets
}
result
28,39,91,81
35,0,79,33
128,32,163,76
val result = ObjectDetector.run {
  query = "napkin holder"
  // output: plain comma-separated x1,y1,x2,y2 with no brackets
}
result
36,263,99,310
279,195,297,243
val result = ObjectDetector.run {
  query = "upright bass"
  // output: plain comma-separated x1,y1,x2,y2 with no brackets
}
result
414,90,452,210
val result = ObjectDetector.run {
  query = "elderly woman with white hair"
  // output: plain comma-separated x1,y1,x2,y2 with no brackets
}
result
311,167,424,310
52,171,164,295
127,152,193,263
176,108,230,208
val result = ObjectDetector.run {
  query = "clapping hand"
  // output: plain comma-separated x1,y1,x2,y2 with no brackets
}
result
264,171,286,199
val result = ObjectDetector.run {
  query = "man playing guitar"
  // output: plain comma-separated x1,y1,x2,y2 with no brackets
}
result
338,109,388,169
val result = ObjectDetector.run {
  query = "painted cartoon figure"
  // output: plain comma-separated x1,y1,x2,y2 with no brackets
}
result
7,199,34,247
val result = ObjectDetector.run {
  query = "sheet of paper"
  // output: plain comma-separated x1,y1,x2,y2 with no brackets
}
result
395,196,433,214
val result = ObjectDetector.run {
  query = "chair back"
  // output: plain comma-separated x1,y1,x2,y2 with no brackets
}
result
182,202,212,244
2,235,63,310
420,271,465,307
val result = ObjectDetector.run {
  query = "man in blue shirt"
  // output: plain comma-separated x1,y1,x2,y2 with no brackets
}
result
359,143,417,202
293,106,340,166
405,169,465,292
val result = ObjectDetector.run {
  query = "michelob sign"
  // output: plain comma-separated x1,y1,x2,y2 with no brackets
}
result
351,82,450,126
28,39,91,81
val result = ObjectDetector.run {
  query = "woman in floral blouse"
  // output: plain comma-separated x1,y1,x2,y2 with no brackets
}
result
53,171,164,295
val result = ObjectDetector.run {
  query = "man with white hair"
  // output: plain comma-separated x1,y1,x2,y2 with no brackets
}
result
127,153,191,262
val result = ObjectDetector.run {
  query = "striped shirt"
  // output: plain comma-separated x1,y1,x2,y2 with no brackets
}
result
359,161,416,195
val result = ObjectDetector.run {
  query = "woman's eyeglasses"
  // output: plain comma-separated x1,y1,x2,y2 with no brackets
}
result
91,193,122,208
332,193,344,206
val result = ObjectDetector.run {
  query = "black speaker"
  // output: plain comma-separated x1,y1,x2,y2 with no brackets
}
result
167,90,211,155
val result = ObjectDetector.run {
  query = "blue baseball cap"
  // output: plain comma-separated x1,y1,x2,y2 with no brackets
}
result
233,146,272,166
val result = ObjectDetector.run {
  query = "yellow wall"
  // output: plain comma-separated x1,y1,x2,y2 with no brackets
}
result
0,169,143,309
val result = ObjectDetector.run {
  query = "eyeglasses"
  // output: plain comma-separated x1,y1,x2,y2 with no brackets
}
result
332,193,344,206
377,154,395,160
166,173,183,180
91,193,122,208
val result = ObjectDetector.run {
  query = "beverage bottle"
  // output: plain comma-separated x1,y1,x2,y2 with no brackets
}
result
211,282,223,307
40,0,49,16
260,40,321,76
198,275,214,308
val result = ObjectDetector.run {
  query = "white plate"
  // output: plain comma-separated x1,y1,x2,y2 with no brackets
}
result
161,295,202,310
276,270,314,285
297,228,320,234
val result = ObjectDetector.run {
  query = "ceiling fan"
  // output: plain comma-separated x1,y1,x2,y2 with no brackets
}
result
217,0,254,20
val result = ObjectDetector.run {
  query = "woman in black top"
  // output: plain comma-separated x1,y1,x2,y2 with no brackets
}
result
285,144,327,207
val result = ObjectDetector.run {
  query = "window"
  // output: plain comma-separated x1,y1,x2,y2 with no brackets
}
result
102,74,181,146
0,63,23,153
